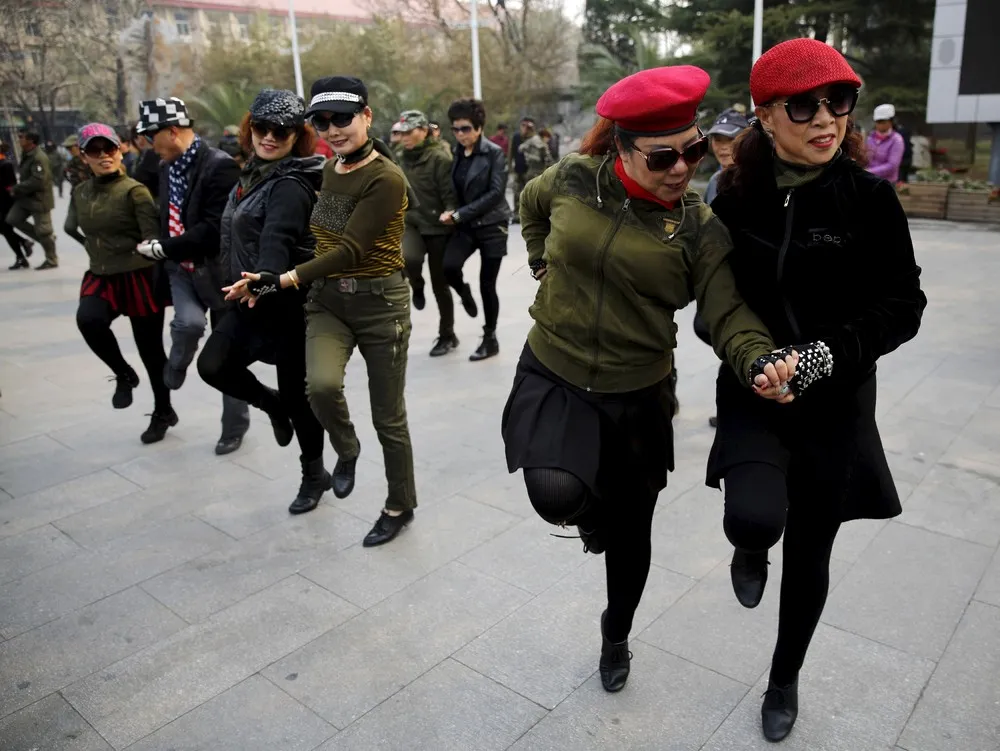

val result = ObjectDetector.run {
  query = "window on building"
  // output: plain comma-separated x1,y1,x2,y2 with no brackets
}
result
26,20,41,36
236,13,250,40
174,10,191,37
30,51,42,67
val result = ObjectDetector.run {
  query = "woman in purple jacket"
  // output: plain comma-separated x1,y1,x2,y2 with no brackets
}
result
866,104,905,183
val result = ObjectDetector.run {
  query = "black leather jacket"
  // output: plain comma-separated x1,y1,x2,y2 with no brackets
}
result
451,136,510,229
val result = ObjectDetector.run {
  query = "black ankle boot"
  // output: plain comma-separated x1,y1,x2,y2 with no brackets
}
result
469,329,499,361
731,549,769,608
331,449,358,498
761,676,799,742
289,457,330,515
599,610,631,692
111,367,140,409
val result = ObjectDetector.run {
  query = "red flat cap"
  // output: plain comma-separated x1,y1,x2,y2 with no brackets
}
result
597,65,711,135
751,38,862,104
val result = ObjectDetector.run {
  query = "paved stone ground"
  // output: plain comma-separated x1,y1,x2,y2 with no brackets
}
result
1,190,999,751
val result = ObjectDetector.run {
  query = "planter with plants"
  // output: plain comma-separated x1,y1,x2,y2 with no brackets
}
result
895,170,952,220
944,180,1000,223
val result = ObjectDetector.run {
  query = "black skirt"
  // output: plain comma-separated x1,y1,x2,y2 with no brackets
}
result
707,366,901,523
502,343,674,501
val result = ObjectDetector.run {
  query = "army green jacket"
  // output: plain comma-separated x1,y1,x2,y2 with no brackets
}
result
12,146,54,212
519,133,553,181
400,139,458,236
65,171,159,275
520,153,775,393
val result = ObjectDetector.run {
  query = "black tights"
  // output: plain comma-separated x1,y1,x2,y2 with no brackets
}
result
724,462,841,686
76,295,171,411
442,225,507,333
523,467,656,644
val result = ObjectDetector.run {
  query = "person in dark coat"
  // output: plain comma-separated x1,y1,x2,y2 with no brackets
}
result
440,98,511,361
134,96,250,452
131,124,161,202
707,39,927,743
197,89,330,515
0,142,34,268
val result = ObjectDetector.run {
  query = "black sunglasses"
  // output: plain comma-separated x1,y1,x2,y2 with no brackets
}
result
772,85,859,124
451,125,475,134
251,121,295,141
310,110,360,132
634,136,709,172
83,141,119,157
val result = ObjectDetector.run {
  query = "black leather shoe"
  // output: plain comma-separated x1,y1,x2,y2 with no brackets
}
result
599,610,631,692
289,458,330,515
412,286,426,310
363,509,414,547
429,334,458,357
458,283,478,317
35,260,58,270
331,452,358,498
8,258,28,270
469,330,498,361
215,434,244,456
141,409,178,444
761,677,798,742
731,549,769,608
111,368,140,409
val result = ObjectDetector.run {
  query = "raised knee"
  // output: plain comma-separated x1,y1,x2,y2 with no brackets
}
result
196,349,223,386
523,467,591,525
76,309,105,335
306,373,345,405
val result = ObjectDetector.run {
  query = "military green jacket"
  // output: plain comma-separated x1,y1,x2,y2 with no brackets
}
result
519,133,553,181
520,153,775,393
65,156,90,188
12,147,54,212
400,139,458,236
65,171,159,275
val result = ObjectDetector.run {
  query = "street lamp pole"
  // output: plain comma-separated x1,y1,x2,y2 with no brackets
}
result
751,0,763,108
470,0,482,100
289,0,304,99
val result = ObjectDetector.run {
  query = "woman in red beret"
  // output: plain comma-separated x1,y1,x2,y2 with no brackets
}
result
708,38,926,741
502,65,798,693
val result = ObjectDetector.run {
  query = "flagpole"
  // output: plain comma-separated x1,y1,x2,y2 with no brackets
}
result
750,0,763,108
470,0,482,100
289,0,304,98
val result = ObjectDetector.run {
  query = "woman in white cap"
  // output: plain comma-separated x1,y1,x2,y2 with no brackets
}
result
866,104,906,183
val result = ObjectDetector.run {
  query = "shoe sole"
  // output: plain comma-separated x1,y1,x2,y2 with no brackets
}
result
362,518,412,547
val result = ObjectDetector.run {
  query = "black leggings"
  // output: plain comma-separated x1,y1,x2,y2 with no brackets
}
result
442,225,507,332
76,295,170,411
724,461,841,686
197,302,324,462
0,219,27,260
523,467,656,644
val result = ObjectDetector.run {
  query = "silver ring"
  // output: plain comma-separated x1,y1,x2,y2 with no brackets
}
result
778,384,790,395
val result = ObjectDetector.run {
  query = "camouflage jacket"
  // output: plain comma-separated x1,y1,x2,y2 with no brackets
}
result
518,133,553,180
65,156,90,188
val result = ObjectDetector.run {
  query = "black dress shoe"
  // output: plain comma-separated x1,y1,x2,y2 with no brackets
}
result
215,434,244,456
599,610,631,692
412,287,426,310
731,549,769,608
458,283,478,317
363,509,414,547
289,457,330,515
331,452,358,498
111,368,140,409
141,409,178,444
578,526,604,554
469,330,498,361
761,677,798,742
429,334,459,357
8,258,28,270
35,259,58,270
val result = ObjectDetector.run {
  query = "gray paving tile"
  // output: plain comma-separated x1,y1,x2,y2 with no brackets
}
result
109,443,254,490
317,659,545,751
126,675,335,751
0,524,80,584
884,370,994,429
902,463,1000,546
459,469,534,518
0,515,232,638
0,469,140,540
877,414,960,487
0,693,112,751
0,434,107,497
832,518,888,563
823,521,992,660
975,549,1000,608
63,575,357,750
938,406,1000,470
141,505,369,622
0,587,185,717
899,601,1000,751
648,485,731,578
264,561,530,728
456,557,693,709
300,495,520,609
508,641,746,751
702,624,935,751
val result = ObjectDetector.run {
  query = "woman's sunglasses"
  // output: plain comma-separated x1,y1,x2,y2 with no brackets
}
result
635,137,709,172
251,121,295,141
310,111,360,132
83,142,119,157
451,125,475,134
771,86,860,124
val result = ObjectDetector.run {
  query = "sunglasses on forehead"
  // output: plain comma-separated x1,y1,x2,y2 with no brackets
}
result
769,85,859,124
634,136,709,172
310,110,361,132
251,121,295,141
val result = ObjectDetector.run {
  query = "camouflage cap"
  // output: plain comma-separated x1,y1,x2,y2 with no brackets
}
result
397,110,429,132
62,134,79,147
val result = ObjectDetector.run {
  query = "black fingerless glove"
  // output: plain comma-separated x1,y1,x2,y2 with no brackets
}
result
785,341,833,395
247,272,280,298
529,259,547,280
747,352,784,386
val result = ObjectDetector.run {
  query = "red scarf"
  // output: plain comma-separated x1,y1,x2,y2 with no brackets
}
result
614,157,677,210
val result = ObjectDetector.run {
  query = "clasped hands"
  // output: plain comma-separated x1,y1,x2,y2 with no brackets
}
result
751,349,799,404
223,271,283,308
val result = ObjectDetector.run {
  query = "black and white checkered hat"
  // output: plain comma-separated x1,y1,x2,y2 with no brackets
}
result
136,97,193,134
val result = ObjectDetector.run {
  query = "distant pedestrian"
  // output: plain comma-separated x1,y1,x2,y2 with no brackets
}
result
511,116,552,219
62,135,90,190
866,104,905,183
7,130,58,269
704,107,748,205
131,124,161,202
45,140,65,198
488,123,509,156
0,142,34,268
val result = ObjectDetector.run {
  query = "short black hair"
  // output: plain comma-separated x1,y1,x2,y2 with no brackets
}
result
18,130,40,145
497,123,508,130
447,98,486,130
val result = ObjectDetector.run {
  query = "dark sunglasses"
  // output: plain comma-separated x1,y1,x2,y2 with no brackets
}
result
451,125,475,134
772,85,859,124
83,141,119,157
310,111,360,132
635,136,709,172
251,121,295,141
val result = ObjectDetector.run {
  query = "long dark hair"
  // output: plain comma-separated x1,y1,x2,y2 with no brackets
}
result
718,116,867,196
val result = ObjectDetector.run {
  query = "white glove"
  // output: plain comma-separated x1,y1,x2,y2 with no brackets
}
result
136,240,167,260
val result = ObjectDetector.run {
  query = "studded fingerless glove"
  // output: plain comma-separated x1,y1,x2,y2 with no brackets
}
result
247,271,281,298
529,259,547,281
785,341,833,395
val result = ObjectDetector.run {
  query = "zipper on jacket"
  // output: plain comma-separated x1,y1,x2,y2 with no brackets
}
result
586,198,630,391
776,189,803,340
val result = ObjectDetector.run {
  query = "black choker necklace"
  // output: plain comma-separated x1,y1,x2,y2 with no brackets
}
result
338,139,374,165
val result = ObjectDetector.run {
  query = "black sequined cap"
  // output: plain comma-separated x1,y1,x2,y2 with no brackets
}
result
249,89,306,127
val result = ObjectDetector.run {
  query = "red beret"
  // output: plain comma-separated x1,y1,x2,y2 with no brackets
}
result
751,38,862,105
597,66,710,135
